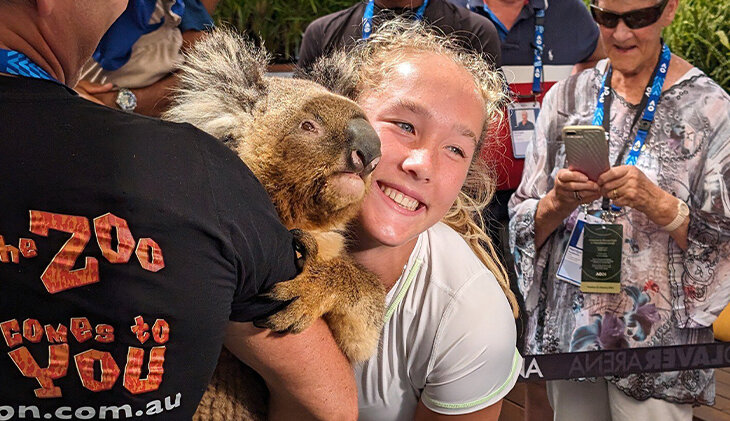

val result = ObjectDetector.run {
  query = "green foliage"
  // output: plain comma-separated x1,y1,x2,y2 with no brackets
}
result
663,0,730,92
213,0,355,62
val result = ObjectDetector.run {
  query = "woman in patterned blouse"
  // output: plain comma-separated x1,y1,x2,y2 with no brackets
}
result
509,0,730,419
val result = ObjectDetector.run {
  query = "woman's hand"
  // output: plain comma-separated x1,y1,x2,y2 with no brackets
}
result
597,165,689,249
597,165,674,223
75,80,116,107
548,168,602,219
534,169,600,250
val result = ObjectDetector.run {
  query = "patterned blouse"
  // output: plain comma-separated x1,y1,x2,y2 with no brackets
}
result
508,59,730,405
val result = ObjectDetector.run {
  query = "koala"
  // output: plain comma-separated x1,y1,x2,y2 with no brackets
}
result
163,29,386,420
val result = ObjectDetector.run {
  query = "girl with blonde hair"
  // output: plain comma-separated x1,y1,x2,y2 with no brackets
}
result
306,19,522,420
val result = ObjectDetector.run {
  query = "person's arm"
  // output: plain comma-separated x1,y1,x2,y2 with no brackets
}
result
414,400,502,421
224,319,358,421
572,34,606,74
568,0,606,74
507,85,573,311
199,0,219,15
597,165,688,250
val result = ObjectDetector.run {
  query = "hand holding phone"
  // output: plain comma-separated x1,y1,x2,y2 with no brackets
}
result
563,125,610,182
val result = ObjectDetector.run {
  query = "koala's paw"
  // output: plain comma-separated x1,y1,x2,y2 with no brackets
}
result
258,279,324,334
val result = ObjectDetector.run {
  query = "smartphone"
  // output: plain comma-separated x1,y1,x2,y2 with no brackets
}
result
563,125,610,182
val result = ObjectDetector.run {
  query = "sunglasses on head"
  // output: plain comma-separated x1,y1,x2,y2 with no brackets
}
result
590,0,669,29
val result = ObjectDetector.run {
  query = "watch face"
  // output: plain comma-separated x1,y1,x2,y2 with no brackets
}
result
679,200,690,216
116,89,137,111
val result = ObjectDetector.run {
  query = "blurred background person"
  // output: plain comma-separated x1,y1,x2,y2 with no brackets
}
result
76,0,219,116
297,0,502,71
510,0,730,419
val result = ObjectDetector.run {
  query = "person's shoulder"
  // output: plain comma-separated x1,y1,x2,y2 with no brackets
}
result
432,0,498,36
549,0,592,15
545,61,602,102
90,101,251,175
668,57,729,101
306,3,364,34
665,64,730,124
422,222,503,298
84,98,206,137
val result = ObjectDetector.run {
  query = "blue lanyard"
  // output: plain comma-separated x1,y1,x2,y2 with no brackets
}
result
362,0,429,40
469,2,545,94
593,43,671,166
594,43,670,214
532,8,545,93
0,49,59,84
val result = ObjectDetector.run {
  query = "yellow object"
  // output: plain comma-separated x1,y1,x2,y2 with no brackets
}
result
713,305,730,341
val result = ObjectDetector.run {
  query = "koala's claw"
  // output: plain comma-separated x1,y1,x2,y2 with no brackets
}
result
260,280,320,333
261,297,317,334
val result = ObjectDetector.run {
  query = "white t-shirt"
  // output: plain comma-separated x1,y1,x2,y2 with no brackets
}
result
355,222,522,420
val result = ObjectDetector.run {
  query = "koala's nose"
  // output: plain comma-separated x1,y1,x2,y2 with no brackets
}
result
347,118,381,176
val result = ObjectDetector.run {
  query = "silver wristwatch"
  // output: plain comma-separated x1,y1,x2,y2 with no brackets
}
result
662,199,689,232
115,88,137,112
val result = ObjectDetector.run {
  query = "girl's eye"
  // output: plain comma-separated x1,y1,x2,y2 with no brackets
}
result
446,145,466,158
395,121,415,134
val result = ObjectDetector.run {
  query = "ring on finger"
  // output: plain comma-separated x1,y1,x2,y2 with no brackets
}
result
612,189,618,200
574,191,583,201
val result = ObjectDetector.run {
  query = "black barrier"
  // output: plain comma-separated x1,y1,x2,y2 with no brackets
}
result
519,342,730,381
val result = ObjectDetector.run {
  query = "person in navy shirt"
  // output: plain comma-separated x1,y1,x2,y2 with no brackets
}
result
451,0,603,68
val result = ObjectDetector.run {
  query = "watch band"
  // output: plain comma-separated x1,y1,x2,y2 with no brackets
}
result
662,199,689,232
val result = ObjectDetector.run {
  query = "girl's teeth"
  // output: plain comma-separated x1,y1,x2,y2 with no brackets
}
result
380,185,420,211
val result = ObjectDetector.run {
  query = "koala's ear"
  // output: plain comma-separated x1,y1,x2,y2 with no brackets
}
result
163,28,269,137
294,50,359,101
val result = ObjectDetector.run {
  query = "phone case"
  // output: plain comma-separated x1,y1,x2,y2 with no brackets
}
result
563,126,610,181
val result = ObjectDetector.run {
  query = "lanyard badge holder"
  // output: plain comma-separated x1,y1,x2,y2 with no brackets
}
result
362,0,428,40
494,6,544,159
557,43,671,294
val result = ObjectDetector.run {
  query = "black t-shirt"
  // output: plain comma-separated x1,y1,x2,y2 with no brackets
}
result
0,76,298,418
297,0,502,69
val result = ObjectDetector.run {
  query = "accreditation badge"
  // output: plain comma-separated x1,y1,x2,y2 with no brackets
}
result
507,101,540,159
580,223,623,294
556,212,602,286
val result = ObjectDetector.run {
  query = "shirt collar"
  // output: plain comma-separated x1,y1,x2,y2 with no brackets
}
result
516,0,547,24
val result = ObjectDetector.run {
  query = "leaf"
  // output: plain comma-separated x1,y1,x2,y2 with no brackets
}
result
717,30,730,51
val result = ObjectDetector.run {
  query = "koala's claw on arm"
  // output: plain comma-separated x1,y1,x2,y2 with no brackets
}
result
258,277,327,334
260,255,386,362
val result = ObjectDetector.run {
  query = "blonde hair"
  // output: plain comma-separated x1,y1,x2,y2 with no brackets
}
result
302,19,518,318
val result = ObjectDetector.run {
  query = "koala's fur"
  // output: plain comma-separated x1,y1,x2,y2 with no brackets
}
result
164,29,386,420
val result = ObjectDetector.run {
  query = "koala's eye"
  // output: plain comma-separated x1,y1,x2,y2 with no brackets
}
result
300,120,318,133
